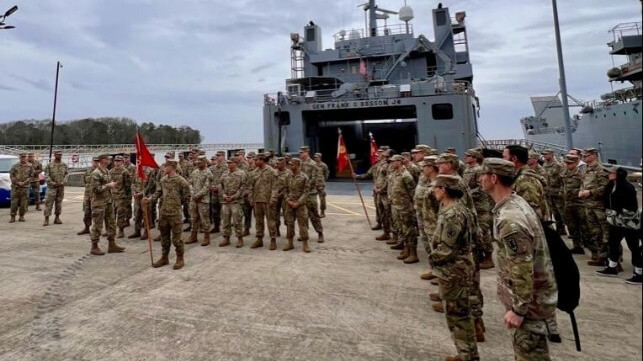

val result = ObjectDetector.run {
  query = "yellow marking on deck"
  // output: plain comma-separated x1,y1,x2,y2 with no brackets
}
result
327,202,362,216
330,201,376,210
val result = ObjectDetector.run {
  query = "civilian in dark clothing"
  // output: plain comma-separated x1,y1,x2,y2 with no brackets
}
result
597,167,642,284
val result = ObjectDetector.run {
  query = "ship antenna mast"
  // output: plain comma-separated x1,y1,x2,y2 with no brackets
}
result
551,0,574,149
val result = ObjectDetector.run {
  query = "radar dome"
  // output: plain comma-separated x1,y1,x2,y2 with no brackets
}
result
348,29,361,40
399,5,414,22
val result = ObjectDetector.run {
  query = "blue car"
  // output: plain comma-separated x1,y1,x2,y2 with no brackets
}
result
0,154,48,206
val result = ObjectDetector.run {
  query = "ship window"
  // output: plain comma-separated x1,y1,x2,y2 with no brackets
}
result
432,103,453,120
306,28,316,42
351,65,357,74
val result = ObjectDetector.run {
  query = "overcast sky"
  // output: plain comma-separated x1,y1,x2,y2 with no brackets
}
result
0,0,640,143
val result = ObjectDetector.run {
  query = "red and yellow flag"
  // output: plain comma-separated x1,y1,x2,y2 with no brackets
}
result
134,132,159,180
336,129,349,173
369,132,378,165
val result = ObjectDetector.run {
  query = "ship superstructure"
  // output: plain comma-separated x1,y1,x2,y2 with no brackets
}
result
263,1,479,176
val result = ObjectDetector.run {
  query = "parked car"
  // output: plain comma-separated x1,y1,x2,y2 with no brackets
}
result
0,154,48,205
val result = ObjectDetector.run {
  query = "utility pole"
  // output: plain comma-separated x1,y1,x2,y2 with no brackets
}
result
49,61,62,160
551,0,574,150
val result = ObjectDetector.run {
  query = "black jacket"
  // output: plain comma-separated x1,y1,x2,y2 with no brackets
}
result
604,179,638,213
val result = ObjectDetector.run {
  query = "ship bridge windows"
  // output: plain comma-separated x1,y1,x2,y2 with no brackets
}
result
432,103,453,120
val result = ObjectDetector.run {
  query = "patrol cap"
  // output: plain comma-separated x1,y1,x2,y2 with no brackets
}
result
165,158,178,167
479,158,515,177
256,153,267,161
236,150,246,156
378,146,390,151
164,151,174,158
464,148,482,160
410,148,420,154
528,150,540,159
114,155,123,161
415,144,430,151
583,147,598,155
216,151,225,156
314,152,322,158
435,153,459,166
275,157,285,162
227,158,239,164
92,156,100,162
390,154,404,162
541,149,553,155
197,155,207,161
445,147,457,154
53,150,63,155
432,175,465,196
210,155,217,161
290,158,302,165
284,154,292,159
421,156,438,168
98,153,112,160
564,154,579,163
298,146,310,152
123,152,130,156
198,150,206,155
27,152,34,156
429,149,439,156
18,152,27,157
401,152,411,157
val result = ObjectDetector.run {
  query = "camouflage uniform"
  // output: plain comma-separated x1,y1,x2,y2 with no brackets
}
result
181,159,195,223
513,165,549,221
463,164,495,259
250,165,278,239
543,159,565,232
150,174,191,254
124,162,136,220
561,163,588,249
581,162,609,257
405,161,421,182
145,167,159,225
420,180,440,254
81,167,95,229
44,160,69,218
29,158,43,207
9,161,34,218
493,194,558,361
130,172,146,235
221,168,246,238
301,158,324,234
209,162,228,231
273,166,292,233
430,199,479,361
317,160,329,215
373,162,391,234
357,161,382,226
414,173,430,248
242,164,256,233
109,165,131,230
90,167,116,241
284,170,310,242
389,167,417,247
189,167,213,232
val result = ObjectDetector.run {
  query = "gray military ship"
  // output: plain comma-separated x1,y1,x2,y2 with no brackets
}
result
521,22,642,167
263,1,479,176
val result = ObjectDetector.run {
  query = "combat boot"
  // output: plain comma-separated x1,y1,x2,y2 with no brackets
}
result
479,254,495,269
390,242,404,250
404,246,419,264
128,229,141,239
173,248,184,270
317,232,324,243
302,239,311,253
371,223,382,231
186,231,198,244
588,257,606,267
141,229,149,240
236,237,244,248
385,238,398,245
183,224,192,232
54,215,62,224
243,228,250,237
43,216,49,226
107,238,125,253
475,318,486,342
35,203,41,211
153,234,161,242
569,246,585,255
18,215,25,222
201,232,211,247
117,228,124,239
283,238,294,251
210,224,220,234
269,238,277,250
219,236,231,247
153,251,169,268
432,302,444,313
77,225,90,235
397,244,410,260
375,232,391,241
90,241,105,256
9,216,15,223
421,271,437,280
251,237,264,249
429,292,442,302
444,356,463,361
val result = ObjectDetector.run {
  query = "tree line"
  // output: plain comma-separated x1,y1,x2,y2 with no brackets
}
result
0,117,202,145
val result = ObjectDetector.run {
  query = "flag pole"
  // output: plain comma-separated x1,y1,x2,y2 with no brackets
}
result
339,128,372,228
142,199,155,266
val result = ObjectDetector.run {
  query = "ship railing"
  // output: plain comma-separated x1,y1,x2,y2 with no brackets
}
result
609,22,642,41
333,24,414,43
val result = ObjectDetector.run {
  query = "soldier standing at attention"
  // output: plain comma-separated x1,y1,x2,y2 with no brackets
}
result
241,151,256,236
144,155,158,228
128,164,146,239
389,155,418,263
272,157,290,237
209,152,228,233
479,158,558,361
109,155,131,238
181,151,195,230
354,148,385,231
445,147,466,176
411,146,431,248
578,148,610,266
560,155,588,254
9,153,34,223
313,153,329,218
144,158,191,269
123,153,136,226
527,151,546,178
220,158,246,248
419,156,440,280
249,153,278,250
186,155,213,246
503,145,549,221
78,157,99,235
27,152,43,211
402,151,420,182
430,175,480,361
541,150,565,234
43,150,69,226
283,158,310,252
89,154,125,255
299,146,325,243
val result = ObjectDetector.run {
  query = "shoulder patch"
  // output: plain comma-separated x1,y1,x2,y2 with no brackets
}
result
506,237,518,253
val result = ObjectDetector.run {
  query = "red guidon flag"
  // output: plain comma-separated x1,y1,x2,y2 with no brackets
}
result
134,132,159,180
369,132,378,165
336,128,349,173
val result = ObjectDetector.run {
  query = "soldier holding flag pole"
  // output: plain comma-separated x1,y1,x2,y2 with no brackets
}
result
337,128,372,229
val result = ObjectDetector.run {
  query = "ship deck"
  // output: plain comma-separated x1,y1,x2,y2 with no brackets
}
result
0,184,641,361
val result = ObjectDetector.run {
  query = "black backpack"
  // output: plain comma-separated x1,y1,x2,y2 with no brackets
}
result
542,222,582,351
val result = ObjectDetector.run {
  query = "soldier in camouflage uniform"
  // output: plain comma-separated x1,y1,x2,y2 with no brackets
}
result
419,156,440,280
127,164,147,239
445,147,466,177
220,158,246,247
503,146,549,221
109,155,131,238
578,148,610,266
402,151,420,182
43,150,69,226
89,154,125,255
388,155,418,263
355,148,386,231
241,151,256,236
144,154,159,228
541,150,566,234
299,146,325,243
313,153,329,218
249,153,278,250
27,152,43,211
560,154,588,254
9,153,34,223
273,157,291,237
145,158,191,270
180,151,195,230
527,151,547,179
209,152,228,233
123,153,136,225
479,158,558,361
186,155,213,246
429,175,480,361
282,158,311,252
410,146,432,250
78,157,99,235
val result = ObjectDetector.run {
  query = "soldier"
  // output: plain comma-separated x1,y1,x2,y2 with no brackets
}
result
388,155,418,263
503,145,549,221
78,157,99,235
445,147,466,176
9,153,34,223
128,163,147,239
220,158,246,248
403,151,421,182
42,150,69,226
144,155,159,228
578,147,610,266
411,147,431,252
299,146,325,243
181,151,195,229
123,153,136,225
27,152,43,211
272,157,290,237
186,155,213,246
109,155,131,238
354,147,386,230
241,151,256,236
542,149,566,235
249,153,278,250
283,158,311,252
561,154,588,254
313,153,329,218
419,156,440,280
209,152,228,233
479,158,558,361
144,158,191,270
527,150,546,179
89,154,125,255
430,175,480,361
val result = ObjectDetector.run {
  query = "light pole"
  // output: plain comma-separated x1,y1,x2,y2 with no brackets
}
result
551,0,573,150
49,61,63,161
0,5,18,30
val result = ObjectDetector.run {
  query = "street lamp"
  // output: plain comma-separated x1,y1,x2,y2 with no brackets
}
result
0,5,18,30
